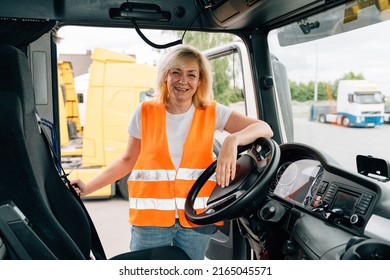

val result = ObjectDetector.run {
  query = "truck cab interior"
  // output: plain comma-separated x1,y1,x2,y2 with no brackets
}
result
1,0,390,261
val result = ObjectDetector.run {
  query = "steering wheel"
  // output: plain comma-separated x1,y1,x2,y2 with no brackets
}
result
185,137,280,225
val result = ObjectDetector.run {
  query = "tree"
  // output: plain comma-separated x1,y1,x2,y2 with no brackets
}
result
289,71,365,101
331,71,365,99
339,71,365,80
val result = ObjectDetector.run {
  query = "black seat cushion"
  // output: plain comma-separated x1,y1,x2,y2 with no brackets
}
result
110,246,190,260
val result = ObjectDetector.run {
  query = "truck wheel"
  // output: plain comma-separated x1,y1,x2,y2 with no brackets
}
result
117,172,131,199
342,117,350,127
319,114,326,123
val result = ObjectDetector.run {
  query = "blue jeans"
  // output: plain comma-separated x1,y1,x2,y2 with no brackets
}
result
130,220,216,260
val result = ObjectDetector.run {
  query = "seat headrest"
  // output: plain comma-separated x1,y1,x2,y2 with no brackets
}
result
0,44,36,114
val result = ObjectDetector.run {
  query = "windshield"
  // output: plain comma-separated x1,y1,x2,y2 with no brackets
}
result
354,92,384,104
268,2,390,173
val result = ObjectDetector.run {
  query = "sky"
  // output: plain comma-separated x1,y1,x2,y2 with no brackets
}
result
57,16,390,96
268,19,390,96
57,27,174,66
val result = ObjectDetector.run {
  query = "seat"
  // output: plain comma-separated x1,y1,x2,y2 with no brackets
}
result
0,44,189,260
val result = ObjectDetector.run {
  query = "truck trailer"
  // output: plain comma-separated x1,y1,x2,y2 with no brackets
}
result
310,80,385,127
61,48,157,199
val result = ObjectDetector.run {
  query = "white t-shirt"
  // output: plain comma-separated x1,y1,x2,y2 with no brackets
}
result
128,102,233,169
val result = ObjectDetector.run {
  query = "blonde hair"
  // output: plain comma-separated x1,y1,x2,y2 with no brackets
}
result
155,45,214,108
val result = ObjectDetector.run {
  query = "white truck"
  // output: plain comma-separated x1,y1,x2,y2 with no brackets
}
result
311,80,385,127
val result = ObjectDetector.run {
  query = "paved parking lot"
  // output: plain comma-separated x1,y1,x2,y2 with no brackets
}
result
84,197,130,259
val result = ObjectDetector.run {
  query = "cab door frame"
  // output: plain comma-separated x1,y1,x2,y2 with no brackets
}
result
203,38,293,259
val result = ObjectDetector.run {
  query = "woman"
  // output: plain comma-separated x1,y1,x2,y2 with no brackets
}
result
71,45,273,259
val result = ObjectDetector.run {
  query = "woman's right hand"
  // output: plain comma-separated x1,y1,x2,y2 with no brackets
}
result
69,178,87,196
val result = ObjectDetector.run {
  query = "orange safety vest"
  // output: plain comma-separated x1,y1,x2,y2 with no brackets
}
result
127,100,220,228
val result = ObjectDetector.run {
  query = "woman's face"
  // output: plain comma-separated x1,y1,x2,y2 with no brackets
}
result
166,58,200,106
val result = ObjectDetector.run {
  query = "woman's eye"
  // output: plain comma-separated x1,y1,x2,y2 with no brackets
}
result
170,70,181,76
188,74,197,79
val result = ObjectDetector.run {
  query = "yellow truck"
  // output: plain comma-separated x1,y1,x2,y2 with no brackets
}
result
57,61,82,138
60,48,157,199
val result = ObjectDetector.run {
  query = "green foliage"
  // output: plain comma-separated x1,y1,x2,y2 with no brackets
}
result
289,71,365,101
181,31,235,50
332,71,365,99
215,88,243,105
339,71,365,81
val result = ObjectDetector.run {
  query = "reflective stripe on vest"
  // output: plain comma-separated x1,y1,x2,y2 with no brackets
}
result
129,168,216,182
129,197,210,210
127,100,219,227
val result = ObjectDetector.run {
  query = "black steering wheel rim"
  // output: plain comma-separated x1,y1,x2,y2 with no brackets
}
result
185,137,280,225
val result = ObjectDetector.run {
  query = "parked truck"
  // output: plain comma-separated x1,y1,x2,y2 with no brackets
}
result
60,48,157,199
57,61,82,137
310,80,385,127
57,61,83,157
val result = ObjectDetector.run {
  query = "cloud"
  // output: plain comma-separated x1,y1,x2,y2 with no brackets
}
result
58,21,390,96
269,19,390,95
57,26,178,65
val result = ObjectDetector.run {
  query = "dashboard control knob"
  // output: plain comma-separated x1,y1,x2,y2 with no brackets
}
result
263,206,276,220
328,207,344,221
330,208,343,215
350,214,359,224
258,200,286,222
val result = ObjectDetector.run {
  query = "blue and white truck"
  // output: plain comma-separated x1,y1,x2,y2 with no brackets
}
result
310,80,385,127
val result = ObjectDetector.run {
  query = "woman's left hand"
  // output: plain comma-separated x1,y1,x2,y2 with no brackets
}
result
216,110,273,188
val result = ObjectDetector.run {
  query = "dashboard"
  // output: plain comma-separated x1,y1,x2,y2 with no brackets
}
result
272,158,376,233
239,142,390,260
